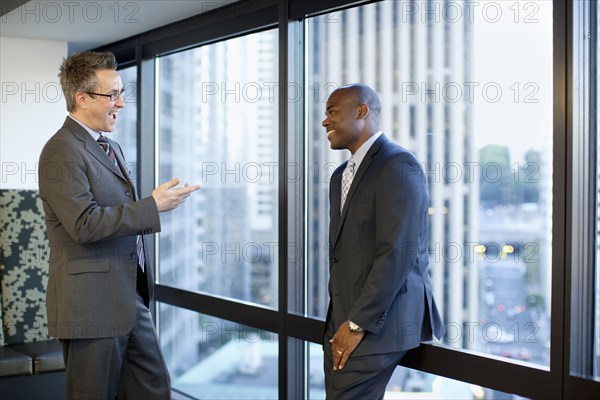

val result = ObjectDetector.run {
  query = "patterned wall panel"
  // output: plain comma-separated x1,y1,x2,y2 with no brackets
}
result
0,190,51,345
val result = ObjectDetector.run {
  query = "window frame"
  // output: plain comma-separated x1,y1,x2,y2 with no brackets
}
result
567,0,600,392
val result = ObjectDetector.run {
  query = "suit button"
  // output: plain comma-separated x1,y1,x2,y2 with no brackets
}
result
130,252,136,259
125,191,131,197
332,257,339,263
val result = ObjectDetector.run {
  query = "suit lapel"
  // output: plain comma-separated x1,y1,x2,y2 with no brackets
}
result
330,166,343,245
63,117,127,182
333,134,388,249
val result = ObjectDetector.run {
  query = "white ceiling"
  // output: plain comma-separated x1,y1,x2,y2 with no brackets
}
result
0,0,238,52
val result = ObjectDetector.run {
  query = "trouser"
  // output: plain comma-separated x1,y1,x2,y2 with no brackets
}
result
61,291,170,400
324,324,407,400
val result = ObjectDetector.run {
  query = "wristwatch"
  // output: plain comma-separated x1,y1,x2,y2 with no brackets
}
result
348,321,363,333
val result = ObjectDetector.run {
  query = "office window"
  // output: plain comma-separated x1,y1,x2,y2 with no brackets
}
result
159,305,278,398
113,66,138,185
306,0,553,366
156,29,279,307
95,0,600,397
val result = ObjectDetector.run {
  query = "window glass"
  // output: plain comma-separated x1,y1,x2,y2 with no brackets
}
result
306,0,552,365
113,66,138,185
160,304,278,398
156,29,279,307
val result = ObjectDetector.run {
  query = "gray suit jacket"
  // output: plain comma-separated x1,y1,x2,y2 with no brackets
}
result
327,134,444,356
38,117,160,339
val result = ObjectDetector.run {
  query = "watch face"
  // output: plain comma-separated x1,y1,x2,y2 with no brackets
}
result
349,321,362,332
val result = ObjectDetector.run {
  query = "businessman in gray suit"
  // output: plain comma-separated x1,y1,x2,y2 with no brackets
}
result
322,84,444,399
38,51,200,399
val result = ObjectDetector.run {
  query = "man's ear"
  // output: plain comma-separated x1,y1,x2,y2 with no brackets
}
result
357,103,369,119
74,92,87,110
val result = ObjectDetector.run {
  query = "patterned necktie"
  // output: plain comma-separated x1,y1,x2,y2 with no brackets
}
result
97,134,118,168
97,134,145,273
340,157,355,212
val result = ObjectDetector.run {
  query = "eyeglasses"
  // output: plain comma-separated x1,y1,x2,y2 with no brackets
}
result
85,88,126,102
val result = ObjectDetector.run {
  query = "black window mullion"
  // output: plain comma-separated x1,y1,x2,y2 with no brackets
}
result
279,2,290,399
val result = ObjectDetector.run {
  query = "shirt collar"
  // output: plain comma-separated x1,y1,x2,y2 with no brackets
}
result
68,115,102,141
350,130,383,171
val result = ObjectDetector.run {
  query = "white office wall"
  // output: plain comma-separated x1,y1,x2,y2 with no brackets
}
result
0,37,68,189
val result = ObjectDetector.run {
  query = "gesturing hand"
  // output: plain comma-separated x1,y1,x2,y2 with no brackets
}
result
152,178,201,212
329,321,365,371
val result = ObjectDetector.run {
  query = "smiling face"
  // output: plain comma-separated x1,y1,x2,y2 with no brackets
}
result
73,69,124,133
322,89,365,154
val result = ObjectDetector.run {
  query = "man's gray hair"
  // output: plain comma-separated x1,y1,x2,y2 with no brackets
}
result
59,51,117,112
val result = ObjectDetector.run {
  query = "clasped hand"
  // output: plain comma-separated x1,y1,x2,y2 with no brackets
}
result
329,321,365,371
152,178,201,212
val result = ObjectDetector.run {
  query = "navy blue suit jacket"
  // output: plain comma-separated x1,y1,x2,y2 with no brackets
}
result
327,134,444,356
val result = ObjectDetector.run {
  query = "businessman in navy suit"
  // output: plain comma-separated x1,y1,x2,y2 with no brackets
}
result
323,84,444,399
